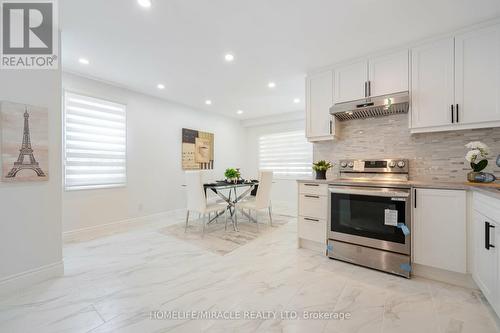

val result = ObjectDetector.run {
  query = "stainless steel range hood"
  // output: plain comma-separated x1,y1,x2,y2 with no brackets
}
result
329,91,409,121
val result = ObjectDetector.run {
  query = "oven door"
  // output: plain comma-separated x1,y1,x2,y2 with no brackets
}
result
328,186,411,255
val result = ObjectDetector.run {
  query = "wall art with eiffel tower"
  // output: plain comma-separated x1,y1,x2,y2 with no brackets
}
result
1,101,49,181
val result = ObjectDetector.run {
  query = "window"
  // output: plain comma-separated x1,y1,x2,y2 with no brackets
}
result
64,92,126,190
258,130,313,178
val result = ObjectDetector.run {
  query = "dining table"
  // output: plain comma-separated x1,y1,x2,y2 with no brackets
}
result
203,180,259,230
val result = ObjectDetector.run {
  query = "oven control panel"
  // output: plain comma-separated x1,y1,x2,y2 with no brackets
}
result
339,159,409,174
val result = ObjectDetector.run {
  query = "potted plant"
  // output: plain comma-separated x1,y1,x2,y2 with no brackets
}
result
312,160,333,180
465,141,496,183
224,168,240,183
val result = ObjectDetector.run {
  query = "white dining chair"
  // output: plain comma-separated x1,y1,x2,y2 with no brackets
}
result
234,171,273,230
185,171,227,235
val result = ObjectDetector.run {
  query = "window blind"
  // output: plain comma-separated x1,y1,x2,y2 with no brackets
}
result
64,92,127,190
258,130,313,178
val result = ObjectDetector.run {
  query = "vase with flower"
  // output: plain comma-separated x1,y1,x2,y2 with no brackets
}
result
465,141,496,183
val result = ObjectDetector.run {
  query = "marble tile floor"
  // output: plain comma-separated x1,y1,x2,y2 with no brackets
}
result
0,212,499,333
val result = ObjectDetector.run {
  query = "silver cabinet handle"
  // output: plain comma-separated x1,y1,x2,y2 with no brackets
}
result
304,195,320,199
304,184,319,187
304,217,320,222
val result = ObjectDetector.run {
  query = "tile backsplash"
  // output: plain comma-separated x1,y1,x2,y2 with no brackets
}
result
314,113,500,182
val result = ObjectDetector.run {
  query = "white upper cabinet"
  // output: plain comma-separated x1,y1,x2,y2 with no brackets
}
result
411,37,455,130
333,51,409,104
411,22,500,133
413,188,467,273
455,24,500,125
368,50,409,97
334,60,367,103
306,70,335,141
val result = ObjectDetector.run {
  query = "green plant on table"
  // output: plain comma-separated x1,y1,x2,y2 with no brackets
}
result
224,168,240,180
312,160,333,172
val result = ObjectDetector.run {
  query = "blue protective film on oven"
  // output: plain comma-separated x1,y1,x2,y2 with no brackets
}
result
400,263,412,272
326,244,333,252
397,223,410,236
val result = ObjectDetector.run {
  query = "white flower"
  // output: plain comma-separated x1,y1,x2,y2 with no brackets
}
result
466,149,486,163
465,141,490,154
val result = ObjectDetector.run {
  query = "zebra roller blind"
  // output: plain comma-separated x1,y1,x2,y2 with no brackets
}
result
64,92,127,190
258,130,312,178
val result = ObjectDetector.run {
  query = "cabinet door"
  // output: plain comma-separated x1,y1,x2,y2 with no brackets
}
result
413,188,466,273
368,50,409,97
455,24,500,124
410,37,455,129
306,71,334,140
334,60,367,103
472,211,497,305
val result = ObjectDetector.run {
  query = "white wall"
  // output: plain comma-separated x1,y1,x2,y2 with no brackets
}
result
0,69,63,287
62,73,246,232
242,112,306,216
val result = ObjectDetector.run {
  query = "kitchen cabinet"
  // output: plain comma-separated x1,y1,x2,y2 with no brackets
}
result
298,183,328,249
412,188,467,273
411,23,500,133
455,24,500,125
368,50,409,97
410,37,455,130
305,70,337,141
334,60,367,103
333,50,409,104
472,211,497,305
472,192,500,316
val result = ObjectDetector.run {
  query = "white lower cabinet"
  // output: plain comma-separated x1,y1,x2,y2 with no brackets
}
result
472,192,500,316
412,188,467,273
297,183,328,249
298,216,326,244
472,211,498,304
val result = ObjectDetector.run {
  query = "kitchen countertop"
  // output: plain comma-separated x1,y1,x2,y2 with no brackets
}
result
297,178,500,200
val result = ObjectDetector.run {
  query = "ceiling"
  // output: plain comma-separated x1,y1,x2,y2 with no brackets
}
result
60,0,500,119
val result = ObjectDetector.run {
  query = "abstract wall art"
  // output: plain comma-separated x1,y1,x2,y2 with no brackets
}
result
182,128,214,170
1,101,49,181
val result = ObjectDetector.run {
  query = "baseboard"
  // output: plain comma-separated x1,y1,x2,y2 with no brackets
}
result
0,261,64,297
412,263,478,289
63,208,185,243
298,238,326,254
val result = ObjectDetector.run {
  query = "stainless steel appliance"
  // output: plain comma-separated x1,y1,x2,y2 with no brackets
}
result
327,159,412,278
329,91,409,121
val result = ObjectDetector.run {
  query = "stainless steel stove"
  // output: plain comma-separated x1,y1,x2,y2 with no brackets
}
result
327,159,412,278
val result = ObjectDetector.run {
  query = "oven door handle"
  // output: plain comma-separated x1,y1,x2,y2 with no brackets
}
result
329,187,410,198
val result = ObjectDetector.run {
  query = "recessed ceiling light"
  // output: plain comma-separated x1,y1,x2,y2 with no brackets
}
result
205,100,212,105
236,110,244,115
78,58,89,65
157,83,165,90
268,82,276,88
137,0,152,8
293,98,301,104
224,53,235,62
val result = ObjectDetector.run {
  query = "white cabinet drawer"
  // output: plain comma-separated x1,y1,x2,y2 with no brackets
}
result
299,194,328,220
298,216,326,244
473,192,500,222
299,183,328,196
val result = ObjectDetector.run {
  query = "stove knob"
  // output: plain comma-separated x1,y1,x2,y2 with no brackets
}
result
347,162,354,168
388,161,396,168
340,161,347,168
397,161,406,168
